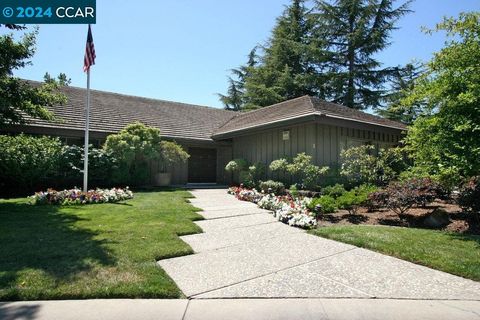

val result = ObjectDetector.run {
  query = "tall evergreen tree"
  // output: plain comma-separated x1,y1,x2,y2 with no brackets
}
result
377,62,424,124
218,48,257,111
219,0,320,110
314,0,411,110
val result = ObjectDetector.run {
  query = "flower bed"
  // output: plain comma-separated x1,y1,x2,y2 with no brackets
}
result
228,186,316,229
30,187,134,205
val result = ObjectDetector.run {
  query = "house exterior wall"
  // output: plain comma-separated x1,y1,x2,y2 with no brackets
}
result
230,120,403,183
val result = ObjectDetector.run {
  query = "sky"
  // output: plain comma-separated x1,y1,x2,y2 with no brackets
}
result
11,0,480,109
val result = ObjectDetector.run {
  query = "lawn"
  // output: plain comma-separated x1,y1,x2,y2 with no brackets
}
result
310,225,480,281
0,189,203,300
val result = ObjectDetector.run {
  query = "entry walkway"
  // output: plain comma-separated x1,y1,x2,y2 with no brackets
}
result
158,189,480,300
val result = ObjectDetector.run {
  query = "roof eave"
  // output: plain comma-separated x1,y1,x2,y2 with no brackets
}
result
212,112,407,139
212,113,319,140
322,114,407,131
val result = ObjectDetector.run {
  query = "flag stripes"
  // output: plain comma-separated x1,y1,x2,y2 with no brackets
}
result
83,24,96,72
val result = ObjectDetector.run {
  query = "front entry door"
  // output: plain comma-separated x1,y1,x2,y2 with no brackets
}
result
188,147,217,183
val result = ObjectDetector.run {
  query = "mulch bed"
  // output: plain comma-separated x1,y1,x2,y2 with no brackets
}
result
317,200,480,235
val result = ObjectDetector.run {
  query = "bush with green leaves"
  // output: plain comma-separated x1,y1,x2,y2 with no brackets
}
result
104,122,188,186
458,176,480,222
308,195,337,216
0,134,63,194
340,145,407,186
225,159,266,187
403,13,480,188
321,184,346,199
58,144,118,187
335,185,374,215
249,162,266,182
289,184,299,198
269,153,329,190
259,180,285,195
225,158,249,172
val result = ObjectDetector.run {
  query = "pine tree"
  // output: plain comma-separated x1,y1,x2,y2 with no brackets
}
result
217,47,258,111
377,62,424,124
314,0,411,110
219,0,319,110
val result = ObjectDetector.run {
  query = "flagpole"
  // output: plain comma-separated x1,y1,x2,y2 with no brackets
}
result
83,68,91,192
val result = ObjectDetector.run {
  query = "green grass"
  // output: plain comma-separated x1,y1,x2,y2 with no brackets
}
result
310,225,480,281
0,190,203,300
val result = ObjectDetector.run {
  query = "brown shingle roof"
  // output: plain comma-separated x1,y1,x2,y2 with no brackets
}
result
23,84,236,141
310,97,407,130
213,95,406,137
17,84,406,141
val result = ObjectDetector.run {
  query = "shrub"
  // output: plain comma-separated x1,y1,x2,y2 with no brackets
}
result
270,153,329,190
289,184,299,198
249,162,266,182
403,178,439,207
269,158,289,172
226,159,266,187
373,178,437,218
58,144,118,187
239,171,255,189
259,180,285,195
399,167,456,200
458,176,480,221
336,186,371,215
225,158,249,172
340,145,407,186
0,134,63,195
104,122,188,186
382,181,418,216
308,195,337,215
321,184,346,199
368,189,390,212
159,141,190,170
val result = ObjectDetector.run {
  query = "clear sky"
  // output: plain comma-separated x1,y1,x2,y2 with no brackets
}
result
11,0,480,109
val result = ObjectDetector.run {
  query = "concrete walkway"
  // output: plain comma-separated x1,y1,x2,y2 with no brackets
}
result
158,189,480,300
2,299,480,320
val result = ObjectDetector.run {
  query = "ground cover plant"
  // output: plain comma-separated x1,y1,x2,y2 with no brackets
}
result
0,190,203,300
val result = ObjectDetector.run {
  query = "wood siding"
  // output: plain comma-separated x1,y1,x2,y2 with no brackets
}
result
232,122,402,182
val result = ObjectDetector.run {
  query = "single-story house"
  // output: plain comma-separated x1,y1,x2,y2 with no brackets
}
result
2,83,406,185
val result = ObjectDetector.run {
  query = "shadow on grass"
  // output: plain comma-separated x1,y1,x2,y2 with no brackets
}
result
447,232,480,247
132,186,183,193
342,214,369,224
0,202,115,299
0,302,39,320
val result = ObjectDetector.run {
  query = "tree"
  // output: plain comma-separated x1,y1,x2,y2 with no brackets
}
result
404,12,480,181
219,0,319,110
314,0,411,109
44,72,71,86
218,48,258,111
103,122,189,185
377,62,424,124
0,25,66,127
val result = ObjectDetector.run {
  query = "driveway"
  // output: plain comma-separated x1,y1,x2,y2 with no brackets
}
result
158,189,480,299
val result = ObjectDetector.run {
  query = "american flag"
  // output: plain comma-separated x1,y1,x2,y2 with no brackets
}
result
83,25,96,72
